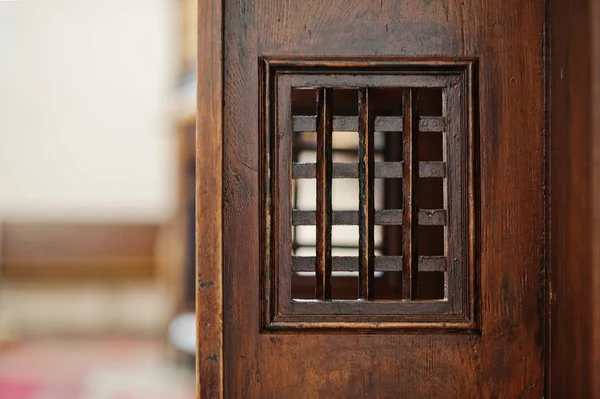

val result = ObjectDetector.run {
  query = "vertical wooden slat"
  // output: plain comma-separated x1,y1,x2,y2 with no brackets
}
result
315,88,333,300
402,88,419,300
197,0,223,396
358,88,375,299
445,83,462,309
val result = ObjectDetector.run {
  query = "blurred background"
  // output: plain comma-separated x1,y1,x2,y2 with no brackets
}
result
0,0,197,397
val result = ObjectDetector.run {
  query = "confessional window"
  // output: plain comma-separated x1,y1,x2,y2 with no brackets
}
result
261,58,477,331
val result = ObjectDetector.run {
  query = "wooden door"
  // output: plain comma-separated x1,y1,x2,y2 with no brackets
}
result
198,1,546,397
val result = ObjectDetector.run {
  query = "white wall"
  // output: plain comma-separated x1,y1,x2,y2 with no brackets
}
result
0,0,179,222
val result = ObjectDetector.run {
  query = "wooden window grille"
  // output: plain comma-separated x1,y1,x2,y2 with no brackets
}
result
260,58,478,331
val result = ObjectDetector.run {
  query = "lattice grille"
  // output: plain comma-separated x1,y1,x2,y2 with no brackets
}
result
261,58,477,331
291,87,447,300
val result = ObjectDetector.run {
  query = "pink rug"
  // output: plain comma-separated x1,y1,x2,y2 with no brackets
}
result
0,338,195,399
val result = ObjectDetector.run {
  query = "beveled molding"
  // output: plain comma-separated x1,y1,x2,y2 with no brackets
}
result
259,57,479,332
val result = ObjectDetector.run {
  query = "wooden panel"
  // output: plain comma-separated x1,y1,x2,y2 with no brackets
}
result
549,0,600,397
214,0,546,397
196,0,223,396
0,222,158,280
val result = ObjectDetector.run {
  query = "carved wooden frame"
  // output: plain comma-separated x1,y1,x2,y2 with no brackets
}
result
259,57,479,332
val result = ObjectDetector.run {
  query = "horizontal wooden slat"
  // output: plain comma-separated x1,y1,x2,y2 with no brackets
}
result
374,162,402,178
375,210,403,225
377,210,446,226
417,162,446,178
292,256,446,272
293,162,445,179
292,163,314,178
292,210,446,226
292,163,357,179
293,115,445,132
418,117,445,132
418,209,447,225
375,162,446,179
292,210,315,225
373,116,401,132
293,210,358,225
376,256,447,272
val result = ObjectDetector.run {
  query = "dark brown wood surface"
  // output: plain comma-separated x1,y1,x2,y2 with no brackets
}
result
222,1,544,397
199,0,547,397
315,88,333,300
196,0,223,396
549,0,600,397
357,87,375,300
401,88,419,300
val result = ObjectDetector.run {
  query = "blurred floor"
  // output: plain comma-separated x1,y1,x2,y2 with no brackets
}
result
0,338,195,399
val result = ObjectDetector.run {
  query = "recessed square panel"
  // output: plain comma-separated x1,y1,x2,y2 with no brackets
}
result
260,57,478,331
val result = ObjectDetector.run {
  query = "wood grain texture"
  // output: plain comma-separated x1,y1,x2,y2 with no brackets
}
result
549,0,600,397
219,0,545,397
196,0,223,396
